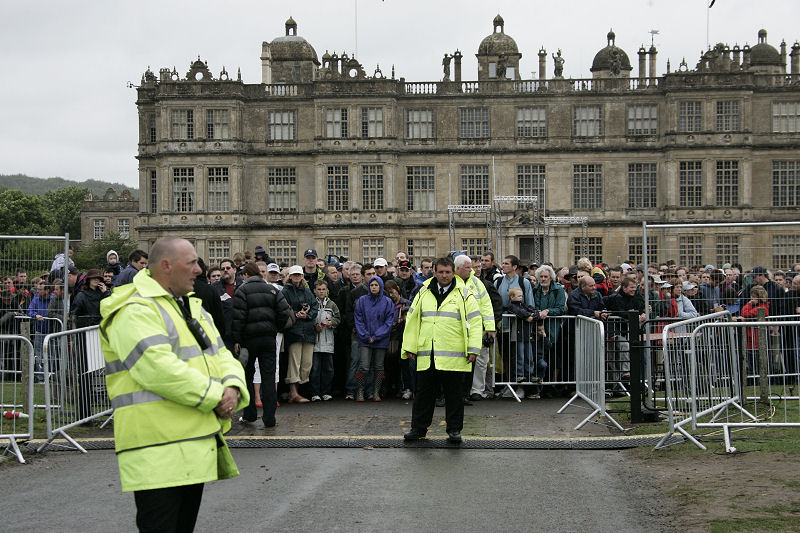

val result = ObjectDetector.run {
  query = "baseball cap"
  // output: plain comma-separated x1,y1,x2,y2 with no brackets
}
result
620,263,632,272
374,257,388,267
398,260,412,270
266,263,280,273
287,265,303,275
68,265,78,274
303,249,318,258
704,264,716,271
648,274,663,284
636,264,645,272
751,266,768,275
661,282,673,289
682,281,697,290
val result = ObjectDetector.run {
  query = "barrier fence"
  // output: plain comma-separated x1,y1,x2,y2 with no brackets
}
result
654,310,733,449
37,326,112,453
661,318,800,453
494,314,577,401
0,335,34,463
557,316,623,430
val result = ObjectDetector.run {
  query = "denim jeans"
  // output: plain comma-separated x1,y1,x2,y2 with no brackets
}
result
310,351,334,396
359,346,386,376
515,340,532,381
346,332,374,394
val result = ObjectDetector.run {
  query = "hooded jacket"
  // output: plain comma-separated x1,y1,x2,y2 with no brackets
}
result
353,276,395,349
281,281,318,344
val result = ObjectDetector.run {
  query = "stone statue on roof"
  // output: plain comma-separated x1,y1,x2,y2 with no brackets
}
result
552,49,565,77
442,53,452,81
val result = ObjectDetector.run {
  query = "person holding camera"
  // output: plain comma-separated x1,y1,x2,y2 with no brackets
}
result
282,265,318,403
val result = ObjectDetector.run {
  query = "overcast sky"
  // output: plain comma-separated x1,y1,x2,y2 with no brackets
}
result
1,0,797,189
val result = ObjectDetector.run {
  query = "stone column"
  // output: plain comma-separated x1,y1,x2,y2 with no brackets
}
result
454,50,462,83
648,46,657,83
638,46,647,83
538,47,546,81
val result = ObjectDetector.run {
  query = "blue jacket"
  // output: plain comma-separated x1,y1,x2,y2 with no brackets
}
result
567,287,606,317
27,294,53,334
354,276,395,349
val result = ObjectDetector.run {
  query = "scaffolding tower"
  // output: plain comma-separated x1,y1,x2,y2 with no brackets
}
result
492,195,541,262
447,204,492,253
544,216,589,260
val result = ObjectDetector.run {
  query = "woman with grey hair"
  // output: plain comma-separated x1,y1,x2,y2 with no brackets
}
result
532,264,566,392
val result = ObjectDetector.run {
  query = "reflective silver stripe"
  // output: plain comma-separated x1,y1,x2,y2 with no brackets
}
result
482,314,494,321
416,349,467,358
420,311,461,319
467,346,482,354
124,334,170,369
462,288,469,299
221,374,244,385
111,390,164,408
211,377,222,383
465,310,482,321
474,287,487,299
133,293,181,353
195,378,214,408
105,359,127,375
179,344,204,361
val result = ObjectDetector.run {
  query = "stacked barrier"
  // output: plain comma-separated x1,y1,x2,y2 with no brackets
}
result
0,335,34,463
557,316,623,430
655,311,732,449
494,314,576,401
37,326,112,453
679,319,800,452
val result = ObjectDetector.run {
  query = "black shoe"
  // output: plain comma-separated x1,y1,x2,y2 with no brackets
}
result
447,431,462,444
469,393,483,402
462,397,473,406
403,428,427,440
435,397,445,407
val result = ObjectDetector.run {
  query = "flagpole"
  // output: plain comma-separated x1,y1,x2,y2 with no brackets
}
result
354,0,358,58
706,1,710,50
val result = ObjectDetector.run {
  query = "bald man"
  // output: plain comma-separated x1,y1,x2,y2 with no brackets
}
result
100,237,248,532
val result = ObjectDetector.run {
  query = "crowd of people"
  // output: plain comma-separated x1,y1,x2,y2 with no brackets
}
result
3,243,800,409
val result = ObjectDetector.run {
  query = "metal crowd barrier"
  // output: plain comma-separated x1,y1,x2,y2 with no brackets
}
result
654,311,732,449
681,319,800,453
494,314,576,401
604,316,631,397
0,335,34,463
557,316,623,430
37,326,112,453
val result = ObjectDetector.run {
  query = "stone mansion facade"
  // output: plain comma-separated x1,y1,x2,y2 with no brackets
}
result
89,15,800,269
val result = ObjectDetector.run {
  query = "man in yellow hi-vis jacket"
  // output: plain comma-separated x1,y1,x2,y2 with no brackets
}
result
401,256,482,443
100,237,248,532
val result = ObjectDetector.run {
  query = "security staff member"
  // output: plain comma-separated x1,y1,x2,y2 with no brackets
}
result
100,237,249,532
454,254,498,401
402,256,482,443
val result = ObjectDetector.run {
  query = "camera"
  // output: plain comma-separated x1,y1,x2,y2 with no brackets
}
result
482,335,495,348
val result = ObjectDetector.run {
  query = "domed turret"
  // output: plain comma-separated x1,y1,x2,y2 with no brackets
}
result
261,18,320,84
475,14,522,80
591,30,633,79
749,29,782,66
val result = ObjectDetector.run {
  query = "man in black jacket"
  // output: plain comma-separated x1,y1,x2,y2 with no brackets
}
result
212,258,242,353
231,262,291,427
193,258,224,335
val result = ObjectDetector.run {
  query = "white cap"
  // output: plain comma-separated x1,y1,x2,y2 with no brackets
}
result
287,265,303,276
620,263,632,271
266,263,280,273
374,257,388,267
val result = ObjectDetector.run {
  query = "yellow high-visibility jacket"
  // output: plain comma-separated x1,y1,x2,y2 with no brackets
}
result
100,269,248,492
464,272,496,333
401,276,482,372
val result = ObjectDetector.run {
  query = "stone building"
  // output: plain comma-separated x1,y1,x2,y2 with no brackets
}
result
124,15,800,269
81,188,138,244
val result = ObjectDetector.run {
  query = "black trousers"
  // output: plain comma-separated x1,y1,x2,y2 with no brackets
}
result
134,483,204,533
411,357,467,433
242,336,277,426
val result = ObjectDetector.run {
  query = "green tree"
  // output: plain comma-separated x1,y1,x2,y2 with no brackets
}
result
0,189,47,235
43,186,88,238
73,232,138,271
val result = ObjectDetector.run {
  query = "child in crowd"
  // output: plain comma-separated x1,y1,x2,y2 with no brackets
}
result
738,285,769,380
506,287,542,387
528,323,550,399
311,280,340,402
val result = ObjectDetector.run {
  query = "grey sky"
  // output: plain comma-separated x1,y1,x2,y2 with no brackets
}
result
1,0,797,189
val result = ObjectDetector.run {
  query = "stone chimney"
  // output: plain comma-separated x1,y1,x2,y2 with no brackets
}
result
742,44,751,69
638,46,647,82
791,42,800,77
454,49,463,82
648,45,657,82
732,45,741,69
781,40,788,70
538,47,547,80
